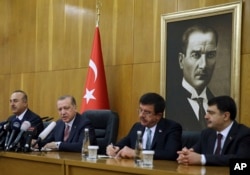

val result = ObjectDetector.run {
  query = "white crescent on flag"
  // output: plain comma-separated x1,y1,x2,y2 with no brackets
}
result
89,59,98,82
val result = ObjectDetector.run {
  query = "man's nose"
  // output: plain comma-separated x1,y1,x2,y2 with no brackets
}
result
198,54,207,68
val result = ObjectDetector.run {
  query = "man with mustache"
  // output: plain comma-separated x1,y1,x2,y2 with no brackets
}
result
106,92,182,160
177,96,250,166
167,24,218,131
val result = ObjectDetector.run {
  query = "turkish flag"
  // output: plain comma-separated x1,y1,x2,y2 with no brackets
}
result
80,27,110,113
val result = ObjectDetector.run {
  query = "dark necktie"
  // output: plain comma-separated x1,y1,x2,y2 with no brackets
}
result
194,97,207,129
64,125,70,142
214,133,223,155
145,128,152,150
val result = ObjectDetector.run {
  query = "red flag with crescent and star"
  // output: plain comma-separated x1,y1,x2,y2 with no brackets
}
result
80,27,110,113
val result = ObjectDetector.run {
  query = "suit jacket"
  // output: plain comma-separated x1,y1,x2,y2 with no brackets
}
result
8,109,44,139
115,118,182,160
41,113,96,152
192,121,250,166
166,86,214,131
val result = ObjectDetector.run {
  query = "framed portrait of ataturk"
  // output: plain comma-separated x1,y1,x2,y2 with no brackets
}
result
160,1,242,131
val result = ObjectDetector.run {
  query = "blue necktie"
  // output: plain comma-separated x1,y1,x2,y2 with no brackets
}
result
145,128,152,150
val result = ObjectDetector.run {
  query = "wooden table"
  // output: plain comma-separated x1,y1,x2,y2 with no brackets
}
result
0,151,229,175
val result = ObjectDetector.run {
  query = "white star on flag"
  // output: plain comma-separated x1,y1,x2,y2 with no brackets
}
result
83,88,96,104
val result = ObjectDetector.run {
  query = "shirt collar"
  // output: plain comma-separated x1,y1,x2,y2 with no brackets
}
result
182,78,207,99
16,109,28,121
65,116,76,128
217,121,234,138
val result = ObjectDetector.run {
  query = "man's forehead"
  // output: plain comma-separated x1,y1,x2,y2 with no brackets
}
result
208,104,219,111
10,92,23,99
188,31,216,42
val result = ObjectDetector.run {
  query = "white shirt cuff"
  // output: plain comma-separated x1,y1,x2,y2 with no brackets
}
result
56,141,61,149
201,154,206,165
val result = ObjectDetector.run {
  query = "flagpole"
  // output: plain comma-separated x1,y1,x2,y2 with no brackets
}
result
96,0,101,27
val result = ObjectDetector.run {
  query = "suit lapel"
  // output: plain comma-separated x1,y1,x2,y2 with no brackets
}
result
221,122,238,154
151,119,164,148
207,132,217,154
66,115,79,142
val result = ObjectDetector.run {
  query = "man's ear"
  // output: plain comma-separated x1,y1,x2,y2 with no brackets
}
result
223,111,231,121
156,113,163,120
179,52,185,69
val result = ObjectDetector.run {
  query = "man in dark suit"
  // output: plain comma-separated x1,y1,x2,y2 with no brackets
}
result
106,92,182,160
167,24,218,131
177,96,250,166
8,90,44,139
40,95,96,152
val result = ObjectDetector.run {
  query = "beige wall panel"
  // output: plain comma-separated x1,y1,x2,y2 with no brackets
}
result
242,0,250,54
101,0,134,66
0,0,10,75
31,71,66,118
155,0,177,61
35,0,51,72
79,0,96,67
134,0,155,63
177,0,238,11
9,74,23,91
0,75,11,121
240,54,250,126
51,0,67,70
203,0,238,6
64,0,83,69
106,65,133,139
9,0,36,74
177,0,204,11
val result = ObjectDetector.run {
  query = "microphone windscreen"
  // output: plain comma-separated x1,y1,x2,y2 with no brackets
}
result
11,120,21,130
20,121,31,131
39,121,56,140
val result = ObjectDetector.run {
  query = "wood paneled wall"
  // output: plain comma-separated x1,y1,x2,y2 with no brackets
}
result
0,0,249,140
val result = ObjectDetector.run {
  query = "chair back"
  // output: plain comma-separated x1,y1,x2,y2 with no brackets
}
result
82,110,119,155
182,131,201,148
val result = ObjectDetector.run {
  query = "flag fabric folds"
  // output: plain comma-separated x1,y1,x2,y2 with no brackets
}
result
80,27,110,113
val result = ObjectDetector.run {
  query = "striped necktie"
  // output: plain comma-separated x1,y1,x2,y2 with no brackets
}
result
63,124,70,142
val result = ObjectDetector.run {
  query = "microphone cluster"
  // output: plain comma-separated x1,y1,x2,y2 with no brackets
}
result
0,117,56,152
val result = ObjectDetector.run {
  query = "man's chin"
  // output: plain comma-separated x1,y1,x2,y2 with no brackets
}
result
140,121,147,126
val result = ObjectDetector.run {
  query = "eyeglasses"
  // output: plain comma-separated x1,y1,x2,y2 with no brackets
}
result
137,108,154,117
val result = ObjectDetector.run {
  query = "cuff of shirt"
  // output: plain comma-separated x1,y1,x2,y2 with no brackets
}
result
201,154,206,165
55,141,61,149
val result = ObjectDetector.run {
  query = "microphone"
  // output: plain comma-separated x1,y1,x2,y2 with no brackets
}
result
44,117,54,122
5,119,21,150
0,121,9,131
0,121,9,138
0,122,10,148
41,116,50,120
24,126,36,152
9,121,31,150
32,121,56,148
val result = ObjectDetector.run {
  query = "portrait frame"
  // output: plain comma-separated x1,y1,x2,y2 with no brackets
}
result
160,2,242,127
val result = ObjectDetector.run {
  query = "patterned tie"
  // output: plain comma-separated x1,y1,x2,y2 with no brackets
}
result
145,128,152,150
214,133,223,155
194,97,207,129
64,124,70,142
